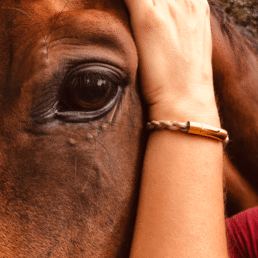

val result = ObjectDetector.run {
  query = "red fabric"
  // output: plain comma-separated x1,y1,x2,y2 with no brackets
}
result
226,207,258,258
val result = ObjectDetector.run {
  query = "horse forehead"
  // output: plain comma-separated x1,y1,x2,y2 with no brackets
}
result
19,0,129,21
45,0,127,12
5,0,132,54
0,0,136,79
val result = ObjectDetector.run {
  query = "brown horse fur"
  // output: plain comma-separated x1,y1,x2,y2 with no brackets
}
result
209,0,258,215
0,0,258,257
0,1,146,257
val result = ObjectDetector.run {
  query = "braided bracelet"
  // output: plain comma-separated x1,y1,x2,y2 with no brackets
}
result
147,120,229,144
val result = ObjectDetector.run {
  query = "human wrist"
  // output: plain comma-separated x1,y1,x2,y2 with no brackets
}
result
148,98,221,128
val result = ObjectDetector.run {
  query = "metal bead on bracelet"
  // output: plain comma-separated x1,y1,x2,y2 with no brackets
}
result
146,120,229,144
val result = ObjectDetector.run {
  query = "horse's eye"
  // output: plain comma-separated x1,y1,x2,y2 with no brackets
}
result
56,65,124,122
61,73,117,111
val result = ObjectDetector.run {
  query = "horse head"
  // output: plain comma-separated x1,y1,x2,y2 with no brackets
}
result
0,0,146,256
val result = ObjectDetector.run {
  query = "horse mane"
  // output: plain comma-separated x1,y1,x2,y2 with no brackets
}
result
209,0,258,55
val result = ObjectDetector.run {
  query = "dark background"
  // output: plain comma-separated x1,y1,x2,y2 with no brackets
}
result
219,0,258,36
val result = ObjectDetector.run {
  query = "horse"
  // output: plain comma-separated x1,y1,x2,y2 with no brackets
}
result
0,0,257,257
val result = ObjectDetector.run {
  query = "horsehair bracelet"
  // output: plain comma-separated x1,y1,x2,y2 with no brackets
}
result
147,120,229,144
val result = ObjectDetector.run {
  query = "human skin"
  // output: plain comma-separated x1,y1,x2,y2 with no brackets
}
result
124,0,229,257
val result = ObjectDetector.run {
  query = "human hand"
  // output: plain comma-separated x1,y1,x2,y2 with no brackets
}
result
124,0,219,122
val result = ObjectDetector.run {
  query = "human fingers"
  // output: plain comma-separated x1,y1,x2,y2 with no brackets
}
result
124,0,216,121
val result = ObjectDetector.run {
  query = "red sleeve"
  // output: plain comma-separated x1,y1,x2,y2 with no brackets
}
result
226,207,258,258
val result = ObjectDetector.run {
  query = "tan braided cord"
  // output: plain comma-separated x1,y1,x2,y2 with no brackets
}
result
147,120,229,144
147,120,189,132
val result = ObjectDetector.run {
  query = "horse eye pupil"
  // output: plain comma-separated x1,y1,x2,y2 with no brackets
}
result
61,73,118,111
77,78,110,104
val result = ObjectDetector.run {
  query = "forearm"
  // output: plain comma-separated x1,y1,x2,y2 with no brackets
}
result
130,112,229,258
124,0,229,256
